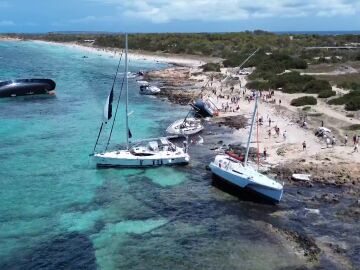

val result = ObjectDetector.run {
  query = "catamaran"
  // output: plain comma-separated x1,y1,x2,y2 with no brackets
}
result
209,93,284,203
92,34,190,168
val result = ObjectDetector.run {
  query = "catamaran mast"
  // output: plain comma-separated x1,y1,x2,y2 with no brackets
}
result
244,93,259,165
125,33,129,150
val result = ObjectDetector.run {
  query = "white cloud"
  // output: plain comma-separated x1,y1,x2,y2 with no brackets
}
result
85,0,360,23
69,15,116,24
0,20,14,26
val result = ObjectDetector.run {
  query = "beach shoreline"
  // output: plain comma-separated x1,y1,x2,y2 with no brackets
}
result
30,39,218,67
145,66,360,185
1,35,360,269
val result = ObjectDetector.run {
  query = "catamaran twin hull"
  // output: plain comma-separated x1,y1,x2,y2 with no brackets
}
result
94,150,190,168
209,156,283,203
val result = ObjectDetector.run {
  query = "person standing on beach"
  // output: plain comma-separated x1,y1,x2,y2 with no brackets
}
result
326,137,331,148
263,148,267,160
321,120,324,127
302,141,306,151
332,136,336,147
268,118,272,127
353,134,357,145
344,134,348,146
354,143,359,153
283,130,287,140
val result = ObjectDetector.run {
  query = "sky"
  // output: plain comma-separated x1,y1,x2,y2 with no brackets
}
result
0,0,360,33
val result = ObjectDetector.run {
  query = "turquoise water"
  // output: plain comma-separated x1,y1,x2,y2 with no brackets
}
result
0,41,313,269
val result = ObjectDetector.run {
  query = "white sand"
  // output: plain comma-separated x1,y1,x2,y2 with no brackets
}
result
187,68,360,168
32,40,207,67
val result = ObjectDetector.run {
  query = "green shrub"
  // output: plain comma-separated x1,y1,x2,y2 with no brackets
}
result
304,80,332,93
201,63,221,72
318,90,336,98
290,96,317,106
346,124,360,130
302,106,312,111
345,96,360,111
328,91,360,105
245,80,270,90
337,81,360,91
270,72,315,93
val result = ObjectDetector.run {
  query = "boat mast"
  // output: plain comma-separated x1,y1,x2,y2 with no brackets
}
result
244,93,259,165
125,33,129,150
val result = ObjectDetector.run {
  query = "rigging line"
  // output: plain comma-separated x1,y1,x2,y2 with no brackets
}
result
111,50,124,90
105,67,126,151
91,50,124,154
256,109,260,170
91,123,104,155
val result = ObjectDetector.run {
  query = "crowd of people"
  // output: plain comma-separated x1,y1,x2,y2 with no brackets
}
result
202,75,360,163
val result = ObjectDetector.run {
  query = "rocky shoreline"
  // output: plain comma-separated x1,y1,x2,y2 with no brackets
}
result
144,65,360,269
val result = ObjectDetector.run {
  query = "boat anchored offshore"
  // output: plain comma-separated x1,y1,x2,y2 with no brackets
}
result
209,94,283,203
0,79,56,98
166,117,203,136
92,34,189,168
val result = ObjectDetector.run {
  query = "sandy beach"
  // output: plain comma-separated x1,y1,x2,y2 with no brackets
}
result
2,35,359,181
31,40,216,67
1,35,360,269
146,65,360,186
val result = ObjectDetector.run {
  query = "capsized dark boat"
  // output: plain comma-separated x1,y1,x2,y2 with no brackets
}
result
0,79,56,98
192,98,219,118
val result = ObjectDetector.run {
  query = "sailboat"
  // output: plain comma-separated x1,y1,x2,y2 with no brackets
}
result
209,93,284,203
166,109,204,136
166,117,203,136
92,34,190,168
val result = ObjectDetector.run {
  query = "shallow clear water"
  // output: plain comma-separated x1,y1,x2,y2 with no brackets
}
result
1,41,355,270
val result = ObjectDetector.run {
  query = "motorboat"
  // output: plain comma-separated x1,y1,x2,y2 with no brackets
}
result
166,117,204,136
0,79,56,98
192,98,219,117
92,34,189,168
209,94,284,203
140,84,161,95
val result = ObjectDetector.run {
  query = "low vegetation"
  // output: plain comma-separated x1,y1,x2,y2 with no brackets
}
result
291,96,317,107
10,31,360,66
328,91,360,110
337,81,360,91
201,62,221,72
247,71,332,97
318,90,336,98
346,124,360,130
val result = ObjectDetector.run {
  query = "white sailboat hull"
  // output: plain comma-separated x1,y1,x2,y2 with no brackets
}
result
166,118,204,136
139,85,161,95
209,155,283,202
94,150,189,168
